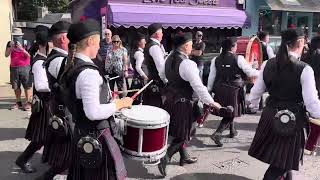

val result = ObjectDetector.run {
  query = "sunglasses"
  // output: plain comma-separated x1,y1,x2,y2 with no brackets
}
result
105,33,111,35
112,41,120,43
197,35,203,37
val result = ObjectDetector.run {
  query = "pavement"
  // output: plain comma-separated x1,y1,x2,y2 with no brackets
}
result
0,85,320,180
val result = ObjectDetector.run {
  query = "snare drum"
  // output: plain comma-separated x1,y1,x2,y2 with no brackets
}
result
118,105,170,162
305,118,320,154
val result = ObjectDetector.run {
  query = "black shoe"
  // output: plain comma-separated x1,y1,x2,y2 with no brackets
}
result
158,156,168,177
210,134,223,147
229,130,238,138
15,159,36,173
179,156,198,166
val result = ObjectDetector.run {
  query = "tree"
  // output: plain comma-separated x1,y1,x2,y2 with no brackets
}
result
42,0,70,13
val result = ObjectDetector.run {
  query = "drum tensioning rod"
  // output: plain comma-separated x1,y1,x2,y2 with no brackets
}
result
138,128,143,156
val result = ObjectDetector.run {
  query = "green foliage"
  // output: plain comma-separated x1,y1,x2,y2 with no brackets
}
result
14,0,70,21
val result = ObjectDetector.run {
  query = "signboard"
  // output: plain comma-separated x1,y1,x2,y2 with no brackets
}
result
109,0,238,8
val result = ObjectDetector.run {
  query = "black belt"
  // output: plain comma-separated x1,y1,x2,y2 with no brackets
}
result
77,119,110,133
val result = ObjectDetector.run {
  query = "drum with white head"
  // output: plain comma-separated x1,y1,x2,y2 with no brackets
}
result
118,105,170,163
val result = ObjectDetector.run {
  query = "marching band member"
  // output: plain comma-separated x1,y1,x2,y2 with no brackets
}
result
129,33,147,104
143,23,167,107
39,21,73,180
60,19,132,180
158,32,222,177
248,29,320,180
15,29,50,174
207,37,259,147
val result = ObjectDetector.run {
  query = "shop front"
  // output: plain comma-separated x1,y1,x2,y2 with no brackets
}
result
72,0,250,54
244,0,320,40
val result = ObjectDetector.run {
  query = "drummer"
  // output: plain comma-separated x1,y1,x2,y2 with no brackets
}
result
248,29,320,180
207,37,259,147
60,19,133,180
301,36,320,154
158,32,222,177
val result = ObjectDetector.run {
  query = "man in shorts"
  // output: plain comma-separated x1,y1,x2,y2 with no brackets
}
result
5,28,32,111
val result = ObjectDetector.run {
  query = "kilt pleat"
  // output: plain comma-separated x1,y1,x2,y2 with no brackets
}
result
67,128,126,180
248,106,306,170
25,102,50,144
214,84,243,117
163,94,195,141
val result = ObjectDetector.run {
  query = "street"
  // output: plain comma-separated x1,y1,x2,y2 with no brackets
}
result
0,86,319,180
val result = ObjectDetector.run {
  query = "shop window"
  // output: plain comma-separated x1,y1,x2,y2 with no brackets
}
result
313,13,320,32
260,10,282,36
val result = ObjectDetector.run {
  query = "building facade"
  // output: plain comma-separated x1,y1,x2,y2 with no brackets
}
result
0,0,13,86
243,0,320,39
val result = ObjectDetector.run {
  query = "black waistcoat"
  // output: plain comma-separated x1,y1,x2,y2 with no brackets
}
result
31,53,50,100
62,58,112,131
214,52,246,87
144,40,162,82
165,51,193,100
45,49,68,95
263,57,306,103
261,42,269,61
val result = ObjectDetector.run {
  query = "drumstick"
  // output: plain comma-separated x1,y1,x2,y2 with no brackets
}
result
109,76,120,80
131,80,153,100
114,89,140,94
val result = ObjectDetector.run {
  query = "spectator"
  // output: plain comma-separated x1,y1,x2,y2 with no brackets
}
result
105,35,129,96
98,28,113,62
5,28,32,111
257,31,275,61
190,31,206,80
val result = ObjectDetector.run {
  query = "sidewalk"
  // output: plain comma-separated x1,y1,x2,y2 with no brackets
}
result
0,85,319,180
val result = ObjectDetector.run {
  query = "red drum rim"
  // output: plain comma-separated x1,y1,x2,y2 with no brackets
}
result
309,118,320,126
121,105,170,127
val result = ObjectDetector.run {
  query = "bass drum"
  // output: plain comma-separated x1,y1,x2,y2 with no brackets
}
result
236,36,263,83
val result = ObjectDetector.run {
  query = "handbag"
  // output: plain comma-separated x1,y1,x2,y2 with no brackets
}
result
272,109,297,136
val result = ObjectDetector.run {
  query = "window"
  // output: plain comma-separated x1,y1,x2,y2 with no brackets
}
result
280,0,301,6
260,10,282,36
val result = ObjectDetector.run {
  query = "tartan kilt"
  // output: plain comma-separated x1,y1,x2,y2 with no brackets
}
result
213,83,244,117
142,88,163,108
248,106,308,170
42,98,75,169
67,128,127,180
128,77,144,105
25,101,50,144
163,93,200,141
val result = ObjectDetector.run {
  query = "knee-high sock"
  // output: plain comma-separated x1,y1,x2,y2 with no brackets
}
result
263,166,288,180
17,142,43,163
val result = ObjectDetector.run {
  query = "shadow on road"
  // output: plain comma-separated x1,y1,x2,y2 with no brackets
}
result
0,151,48,180
202,120,258,133
0,128,26,141
171,172,253,180
124,157,163,179
0,98,16,110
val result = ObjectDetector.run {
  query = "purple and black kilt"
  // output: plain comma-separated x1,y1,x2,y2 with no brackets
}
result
25,98,50,144
163,92,200,141
248,106,308,170
142,88,163,108
213,83,244,117
67,128,127,180
42,99,75,170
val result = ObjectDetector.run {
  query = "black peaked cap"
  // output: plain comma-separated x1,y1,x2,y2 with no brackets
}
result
67,19,100,44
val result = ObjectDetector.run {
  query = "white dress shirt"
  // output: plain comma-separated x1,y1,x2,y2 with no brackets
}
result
149,38,167,82
207,54,259,92
249,52,320,119
179,52,215,105
48,47,68,79
75,53,117,121
262,42,276,59
134,48,146,77
32,52,50,92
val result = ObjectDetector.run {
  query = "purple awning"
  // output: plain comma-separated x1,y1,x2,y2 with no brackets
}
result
108,3,250,29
